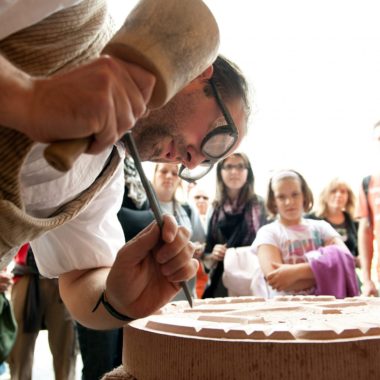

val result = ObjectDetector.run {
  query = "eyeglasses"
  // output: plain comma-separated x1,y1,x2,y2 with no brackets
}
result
222,163,247,172
178,79,238,182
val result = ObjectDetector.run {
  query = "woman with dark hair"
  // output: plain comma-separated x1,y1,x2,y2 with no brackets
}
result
202,152,268,298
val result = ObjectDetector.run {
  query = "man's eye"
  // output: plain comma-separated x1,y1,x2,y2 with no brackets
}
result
213,117,227,129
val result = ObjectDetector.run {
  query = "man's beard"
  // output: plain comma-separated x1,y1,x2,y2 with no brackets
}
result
130,93,191,161
131,120,175,161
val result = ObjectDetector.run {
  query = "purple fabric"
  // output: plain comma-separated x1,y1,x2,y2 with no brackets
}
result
308,245,360,298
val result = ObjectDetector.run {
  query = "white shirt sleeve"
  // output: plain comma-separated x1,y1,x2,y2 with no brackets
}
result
31,162,125,278
0,0,84,40
251,222,280,255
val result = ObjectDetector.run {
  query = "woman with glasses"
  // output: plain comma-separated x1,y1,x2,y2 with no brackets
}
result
202,152,268,298
152,163,206,300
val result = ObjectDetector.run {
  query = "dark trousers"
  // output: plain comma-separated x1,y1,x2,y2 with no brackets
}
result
76,323,123,380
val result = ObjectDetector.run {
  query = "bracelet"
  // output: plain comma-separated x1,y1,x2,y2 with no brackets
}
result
92,290,132,321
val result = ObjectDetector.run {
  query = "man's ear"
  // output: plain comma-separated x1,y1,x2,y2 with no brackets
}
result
198,65,214,80
185,65,214,90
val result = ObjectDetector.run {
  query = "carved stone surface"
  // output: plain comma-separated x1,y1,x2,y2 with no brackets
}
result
123,296,380,379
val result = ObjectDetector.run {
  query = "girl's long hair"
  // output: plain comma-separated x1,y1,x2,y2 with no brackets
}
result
266,169,314,218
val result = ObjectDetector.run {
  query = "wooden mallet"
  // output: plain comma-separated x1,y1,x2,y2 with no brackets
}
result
43,0,219,172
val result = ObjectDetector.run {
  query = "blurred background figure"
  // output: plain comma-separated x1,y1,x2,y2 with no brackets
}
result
202,152,268,298
188,184,211,297
308,178,359,265
9,244,77,380
152,163,206,300
189,185,211,232
0,269,14,379
355,121,380,297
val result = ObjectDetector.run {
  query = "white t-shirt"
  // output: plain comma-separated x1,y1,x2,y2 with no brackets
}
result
251,218,340,264
251,218,341,297
22,143,126,278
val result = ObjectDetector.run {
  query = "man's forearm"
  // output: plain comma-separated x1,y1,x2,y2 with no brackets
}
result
59,267,128,330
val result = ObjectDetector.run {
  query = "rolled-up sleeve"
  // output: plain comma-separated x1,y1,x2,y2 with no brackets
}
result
31,163,125,278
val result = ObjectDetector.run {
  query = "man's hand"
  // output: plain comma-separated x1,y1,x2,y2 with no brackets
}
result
6,55,155,154
106,214,198,319
59,214,198,328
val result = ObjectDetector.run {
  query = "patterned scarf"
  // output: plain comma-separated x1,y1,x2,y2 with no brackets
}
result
203,198,265,299
209,198,263,248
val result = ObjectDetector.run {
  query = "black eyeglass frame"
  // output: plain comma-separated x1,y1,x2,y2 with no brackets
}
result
178,79,239,182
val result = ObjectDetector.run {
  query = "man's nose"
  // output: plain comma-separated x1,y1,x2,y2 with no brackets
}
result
182,146,206,170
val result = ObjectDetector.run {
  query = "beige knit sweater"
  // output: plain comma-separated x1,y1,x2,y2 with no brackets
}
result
0,0,120,268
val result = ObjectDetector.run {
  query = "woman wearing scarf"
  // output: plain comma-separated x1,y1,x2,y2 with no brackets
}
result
202,153,268,298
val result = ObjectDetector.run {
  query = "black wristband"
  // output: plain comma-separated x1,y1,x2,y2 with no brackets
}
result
92,290,132,322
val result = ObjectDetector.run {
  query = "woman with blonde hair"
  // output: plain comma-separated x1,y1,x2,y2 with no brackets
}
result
309,178,359,263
